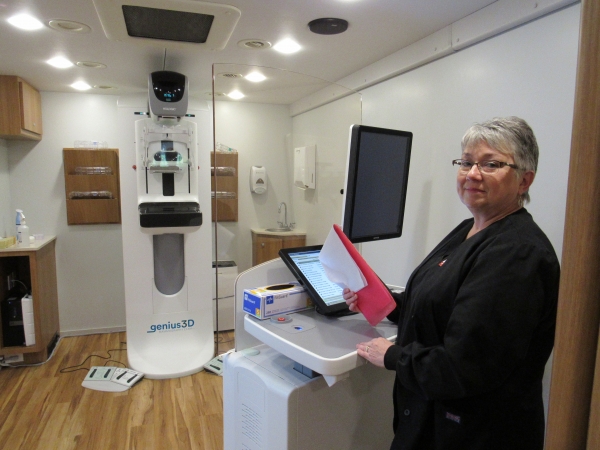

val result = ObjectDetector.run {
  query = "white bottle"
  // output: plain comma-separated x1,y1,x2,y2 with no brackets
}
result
16,209,23,236
18,218,30,247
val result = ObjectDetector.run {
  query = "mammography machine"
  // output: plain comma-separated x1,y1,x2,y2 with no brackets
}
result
121,71,213,378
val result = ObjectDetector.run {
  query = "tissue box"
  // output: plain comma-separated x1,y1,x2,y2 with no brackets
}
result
0,236,16,249
243,282,313,319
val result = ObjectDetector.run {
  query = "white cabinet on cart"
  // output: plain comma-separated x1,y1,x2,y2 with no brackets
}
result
223,258,397,450
224,345,394,450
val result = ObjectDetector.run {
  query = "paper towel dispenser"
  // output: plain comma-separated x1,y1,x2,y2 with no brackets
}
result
294,145,316,190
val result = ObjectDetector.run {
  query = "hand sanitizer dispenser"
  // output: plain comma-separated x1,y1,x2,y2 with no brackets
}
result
251,166,267,194
294,145,316,190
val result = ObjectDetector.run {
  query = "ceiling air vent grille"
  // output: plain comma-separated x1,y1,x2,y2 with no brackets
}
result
91,0,241,50
122,5,213,43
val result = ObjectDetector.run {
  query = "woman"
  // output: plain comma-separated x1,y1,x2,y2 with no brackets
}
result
344,117,560,450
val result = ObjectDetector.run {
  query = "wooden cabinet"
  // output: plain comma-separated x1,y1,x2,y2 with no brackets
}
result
0,75,42,140
211,153,238,222
63,148,121,225
252,230,306,266
0,237,59,364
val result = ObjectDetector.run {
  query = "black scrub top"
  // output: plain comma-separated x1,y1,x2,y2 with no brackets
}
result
384,208,560,450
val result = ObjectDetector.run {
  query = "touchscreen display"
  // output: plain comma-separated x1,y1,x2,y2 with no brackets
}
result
287,249,345,307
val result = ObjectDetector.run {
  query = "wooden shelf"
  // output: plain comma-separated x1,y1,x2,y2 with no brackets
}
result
211,153,238,222
63,148,121,225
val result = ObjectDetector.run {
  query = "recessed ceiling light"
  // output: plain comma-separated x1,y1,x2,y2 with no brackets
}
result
71,81,92,91
227,90,245,100
8,14,44,31
76,61,107,69
47,57,73,69
237,39,272,50
48,20,91,33
273,38,301,54
93,85,117,90
245,72,266,82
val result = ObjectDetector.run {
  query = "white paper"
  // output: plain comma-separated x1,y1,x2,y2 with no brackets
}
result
319,226,367,292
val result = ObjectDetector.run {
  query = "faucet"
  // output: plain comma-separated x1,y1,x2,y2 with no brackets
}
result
278,202,287,228
277,202,295,229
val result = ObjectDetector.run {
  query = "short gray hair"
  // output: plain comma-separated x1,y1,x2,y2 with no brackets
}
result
461,116,539,205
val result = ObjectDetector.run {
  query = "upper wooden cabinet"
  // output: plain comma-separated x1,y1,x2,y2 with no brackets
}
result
0,75,43,140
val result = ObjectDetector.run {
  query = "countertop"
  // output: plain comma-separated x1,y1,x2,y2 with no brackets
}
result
251,228,306,236
0,235,56,254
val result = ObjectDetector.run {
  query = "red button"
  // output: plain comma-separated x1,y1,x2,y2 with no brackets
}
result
277,317,286,322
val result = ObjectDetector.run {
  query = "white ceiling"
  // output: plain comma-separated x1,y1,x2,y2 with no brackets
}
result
0,0,497,102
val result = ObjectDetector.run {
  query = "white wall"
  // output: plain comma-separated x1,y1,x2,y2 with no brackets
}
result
0,139,11,237
214,101,293,272
8,93,126,334
291,93,362,246
212,93,362,271
360,3,578,288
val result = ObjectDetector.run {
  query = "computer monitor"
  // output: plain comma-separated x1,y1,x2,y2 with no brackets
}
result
342,125,412,243
278,245,350,315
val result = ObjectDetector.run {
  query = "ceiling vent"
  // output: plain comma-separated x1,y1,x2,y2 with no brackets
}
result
48,20,91,34
92,0,241,50
217,73,243,79
237,39,272,50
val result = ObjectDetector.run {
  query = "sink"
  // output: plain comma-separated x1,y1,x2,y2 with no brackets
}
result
265,227,293,232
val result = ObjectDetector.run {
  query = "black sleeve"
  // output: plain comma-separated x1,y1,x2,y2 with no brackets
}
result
384,241,558,400
385,291,404,324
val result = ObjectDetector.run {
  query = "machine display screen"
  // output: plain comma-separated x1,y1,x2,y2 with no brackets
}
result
279,245,350,315
153,82,184,102
151,71,186,103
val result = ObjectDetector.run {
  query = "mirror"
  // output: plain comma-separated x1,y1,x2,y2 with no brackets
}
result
211,64,362,353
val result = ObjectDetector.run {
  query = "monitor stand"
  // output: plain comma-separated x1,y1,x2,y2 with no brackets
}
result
315,305,357,318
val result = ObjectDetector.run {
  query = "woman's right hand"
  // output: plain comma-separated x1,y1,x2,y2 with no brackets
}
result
343,288,360,313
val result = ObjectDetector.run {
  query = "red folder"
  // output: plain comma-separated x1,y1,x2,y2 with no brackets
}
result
333,224,396,326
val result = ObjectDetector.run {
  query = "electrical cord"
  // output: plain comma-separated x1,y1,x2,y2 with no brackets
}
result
59,344,128,374
0,335,62,368
12,279,29,293
215,331,234,344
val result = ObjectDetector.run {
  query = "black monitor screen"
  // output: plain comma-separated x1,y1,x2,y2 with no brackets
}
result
342,125,412,243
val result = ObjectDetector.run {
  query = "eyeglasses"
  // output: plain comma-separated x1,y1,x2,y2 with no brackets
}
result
452,159,519,174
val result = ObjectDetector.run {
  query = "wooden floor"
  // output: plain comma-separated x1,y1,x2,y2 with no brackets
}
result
0,331,235,450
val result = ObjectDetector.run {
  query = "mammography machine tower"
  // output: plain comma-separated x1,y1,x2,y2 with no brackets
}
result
121,71,213,378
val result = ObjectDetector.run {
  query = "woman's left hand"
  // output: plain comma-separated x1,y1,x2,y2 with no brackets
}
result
357,337,393,368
